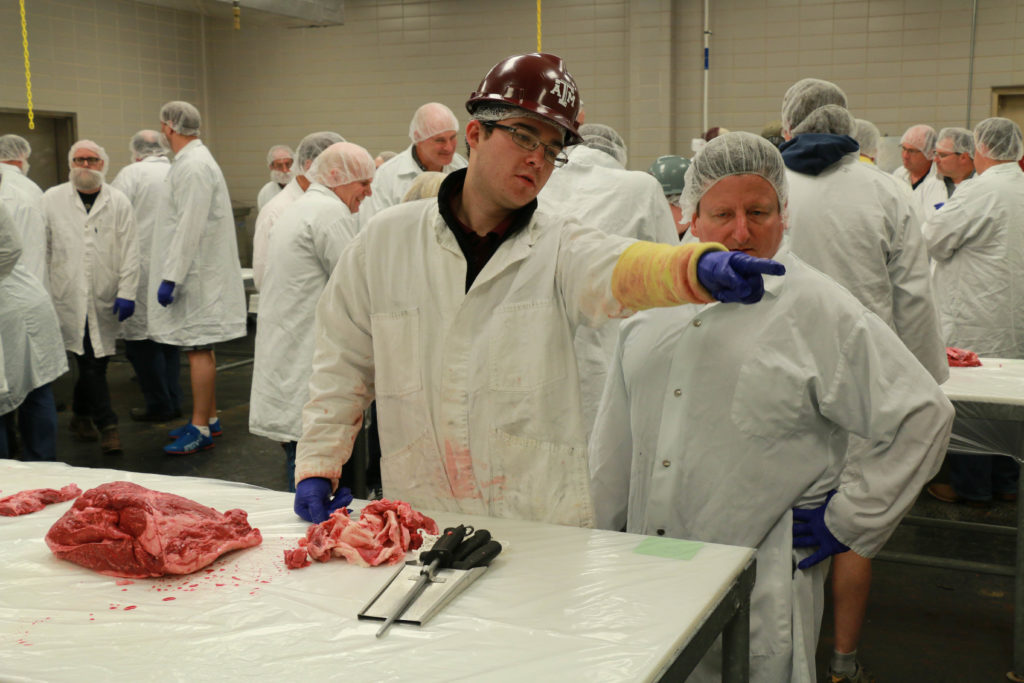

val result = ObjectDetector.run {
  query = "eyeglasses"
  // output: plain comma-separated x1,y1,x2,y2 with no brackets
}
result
481,122,569,167
899,145,924,156
72,156,103,167
934,150,959,160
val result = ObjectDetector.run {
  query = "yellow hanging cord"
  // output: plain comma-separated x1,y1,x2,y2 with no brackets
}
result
536,0,542,52
233,0,240,30
19,0,34,130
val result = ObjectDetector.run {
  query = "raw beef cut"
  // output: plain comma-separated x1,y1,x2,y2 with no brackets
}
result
947,347,982,367
0,484,81,516
45,481,262,578
285,499,438,569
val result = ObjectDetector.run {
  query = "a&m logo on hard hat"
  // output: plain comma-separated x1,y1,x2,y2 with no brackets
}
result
551,78,576,108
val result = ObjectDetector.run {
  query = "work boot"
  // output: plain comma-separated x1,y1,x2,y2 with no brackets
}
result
69,415,99,442
100,426,123,455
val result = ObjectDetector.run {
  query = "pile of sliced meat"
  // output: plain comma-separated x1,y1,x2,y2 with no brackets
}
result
45,481,262,578
0,484,81,517
947,346,982,367
285,499,438,569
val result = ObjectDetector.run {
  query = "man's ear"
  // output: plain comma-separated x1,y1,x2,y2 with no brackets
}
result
466,119,482,152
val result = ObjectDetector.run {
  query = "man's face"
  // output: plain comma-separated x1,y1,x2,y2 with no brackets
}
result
690,174,784,259
415,131,458,171
900,143,931,177
333,179,373,213
70,146,105,192
933,138,974,181
269,155,293,174
466,116,561,210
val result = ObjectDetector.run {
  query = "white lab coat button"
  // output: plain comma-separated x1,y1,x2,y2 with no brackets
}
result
692,319,702,327
656,529,666,536
662,460,671,468
673,388,682,397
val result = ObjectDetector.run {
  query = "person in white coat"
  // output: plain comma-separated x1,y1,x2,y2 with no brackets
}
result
357,102,468,229
589,132,954,683
538,122,678,436
292,52,786,525
0,170,47,285
41,140,139,455
0,199,67,461
923,117,1024,507
256,144,295,211
250,142,375,492
152,100,247,455
932,127,975,203
251,131,345,290
893,124,946,219
0,134,43,201
110,130,181,422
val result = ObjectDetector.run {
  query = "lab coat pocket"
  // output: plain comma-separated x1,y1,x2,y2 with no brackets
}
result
489,300,569,391
379,430,457,513
489,429,594,528
730,352,810,440
371,307,422,396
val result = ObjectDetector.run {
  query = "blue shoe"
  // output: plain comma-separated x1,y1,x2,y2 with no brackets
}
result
168,418,222,440
163,424,214,455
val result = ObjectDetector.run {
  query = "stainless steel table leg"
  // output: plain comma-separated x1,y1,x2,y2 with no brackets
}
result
721,580,751,683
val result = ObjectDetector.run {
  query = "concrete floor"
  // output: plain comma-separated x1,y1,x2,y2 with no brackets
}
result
12,323,1019,681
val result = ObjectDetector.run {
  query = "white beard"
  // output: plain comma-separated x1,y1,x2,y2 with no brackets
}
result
70,167,104,192
270,169,293,185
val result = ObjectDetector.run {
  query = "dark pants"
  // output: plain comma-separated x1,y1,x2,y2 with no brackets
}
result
1,384,57,461
73,328,117,430
949,452,1020,502
124,339,181,416
283,441,296,493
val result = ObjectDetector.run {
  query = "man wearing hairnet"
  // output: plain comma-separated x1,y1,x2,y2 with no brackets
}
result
923,117,1024,508
648,155,691,236
932,127,975,204
256,144,295,211
110,130,181,423
0,134,43,201
0,154,47,286
779,78,947,683
41,139,139,455
894,124,946,218
590,131,954,683
152,101,247,455
851,118,881,164
250,142,375,493
357,102,468,228
538,122,677,436
292,52,784,526
251,132,344,290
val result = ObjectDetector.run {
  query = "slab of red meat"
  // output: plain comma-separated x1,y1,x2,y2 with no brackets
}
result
285,499,438,569
947,346,982,367
45,481,262,578
0,483,81,517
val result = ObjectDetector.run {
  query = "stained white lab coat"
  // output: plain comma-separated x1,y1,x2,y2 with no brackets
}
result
110,155,171,340
251,177,303,290
538,144,678,435
148,139,247,346
357,145,467,229
922,162,1024,357
0,175,47,286
249,183,360,443
589,248,953,682
893,164,947,220
0,163,43,201
257,180,284,211
41,182,139,357
297,200,643,527
787,152,948,382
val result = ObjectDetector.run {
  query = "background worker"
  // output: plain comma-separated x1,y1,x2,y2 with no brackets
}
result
932,127,976,204
894,124,946,218
0,134,43,201
256,144,295,210
647,155,691,237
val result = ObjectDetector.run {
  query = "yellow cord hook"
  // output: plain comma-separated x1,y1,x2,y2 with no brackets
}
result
19,0,34,130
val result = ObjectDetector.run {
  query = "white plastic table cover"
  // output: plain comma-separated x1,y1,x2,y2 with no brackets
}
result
942,357,1024,462
0,461,755,683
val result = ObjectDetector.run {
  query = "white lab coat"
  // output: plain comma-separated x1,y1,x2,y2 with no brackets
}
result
257,180,283,211
297,200,641,527
251,177,303,290
787,152,948,383
0,175,47,286
148,139,247,346
110,155,171,340
538,144,678,435
0,163,43,202
893,164,947,220
922,162,1024,358
590,248,954,682
41,182,139,357
249,183,360,443
357,145,467,229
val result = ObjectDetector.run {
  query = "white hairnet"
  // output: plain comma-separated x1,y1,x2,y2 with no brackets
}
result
679,131,788,223
307,142,375,188
266,144,294,165
579,123,627,166
295,132,345,174
68,139,110,167
852,119,880,158
160,100,202,136
937,127,974,158
973,117,1023,162
781,78,847,134
409,102,460,143
900,124,937,159
791,104,855,136
0,134,31,162
402,171,446,202
130,130,169,160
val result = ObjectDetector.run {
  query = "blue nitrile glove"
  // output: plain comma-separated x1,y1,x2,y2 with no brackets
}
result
112,298,135,321
792,490,850,570
294,477,354,524
696,251,786,304
157,280,175,307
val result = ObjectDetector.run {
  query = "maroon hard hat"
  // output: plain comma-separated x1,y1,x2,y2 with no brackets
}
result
466,53,583,145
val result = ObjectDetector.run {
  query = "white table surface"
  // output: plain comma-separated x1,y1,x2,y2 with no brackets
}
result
943,357,1024,406
0,461,754,683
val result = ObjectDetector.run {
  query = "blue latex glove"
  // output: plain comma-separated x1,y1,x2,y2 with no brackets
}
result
696,251,786,304
792,490,850,570
293,477,354,524
157,280,175,307
112,297,135,321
